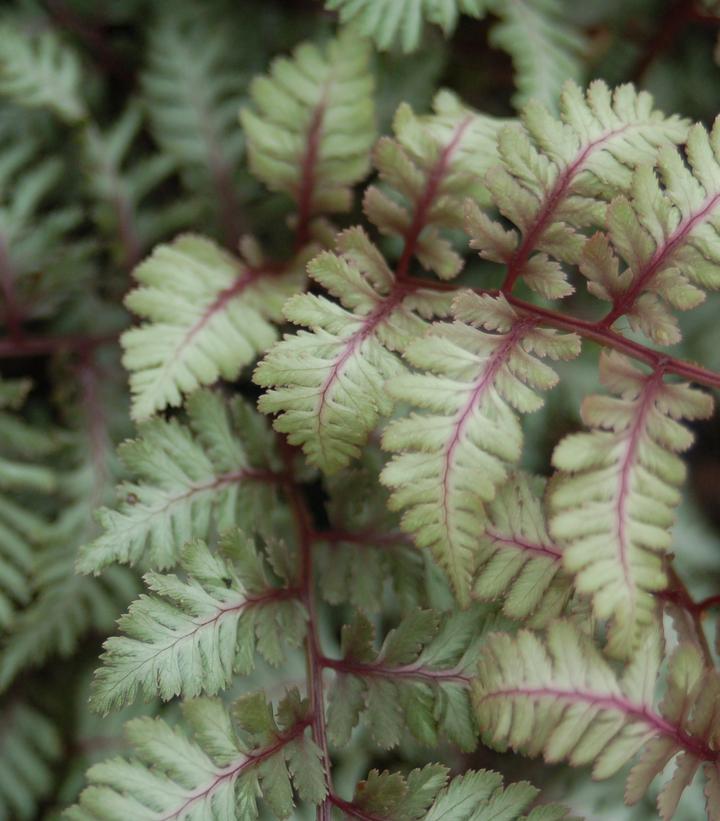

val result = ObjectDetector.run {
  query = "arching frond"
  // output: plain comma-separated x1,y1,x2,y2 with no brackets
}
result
550,352,713,657
326,608,487,751
473,471,571,626
381,292,580,604
0,702,61,821
582,120,720,345
68,693,326,821
241,30,376,231
0,23,85,122
365,91,506,279
324,0,490,53
489,0,585,110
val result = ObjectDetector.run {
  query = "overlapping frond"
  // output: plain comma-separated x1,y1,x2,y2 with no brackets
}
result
467,81,688,298
68,692,326,820
489,0,585,110
473,471,571,626
241,31,376,227
91,533,304,713
122,234,305,420
344,765,573,821
0,22,85,122
77,390,282,573
324,0,490,52
255,227,452,473
326,607,488,751
473,621,720,821
365,91,506,279
142,3,245,241
0,702,61,821
582,119,720,344
381,292,580,604
550,352,713,657
83,104,196,268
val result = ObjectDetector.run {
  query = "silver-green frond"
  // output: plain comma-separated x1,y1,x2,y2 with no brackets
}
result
122,234,305,421
582,119,720,345
91,534,305,713
68,693,326,820
381,292,580,604
473,621,720,821
255,227,452,473
467,81,689,298
241,30,376,226
326,607,489,751
365,91,506,279
550,352,714,658
0,22,85,122
473,471,571,626
324,0,490,53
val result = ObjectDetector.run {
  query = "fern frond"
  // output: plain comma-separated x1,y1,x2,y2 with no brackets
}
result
77,390,282,573
91,533,304,713
121,234,305,421
324,0,490,53
83,104,196,268
549,352,713,657
68,692,326,820
255,227,452,473
365,91,506,279
380,292,580,604
489,0,585,110
473,471,571,626
326,607,487,751
467,81,688,298
142,4,245,242
582,120,720,344
241,30,376,231
0,22,85,122
0,702,61,821
473,621,720,821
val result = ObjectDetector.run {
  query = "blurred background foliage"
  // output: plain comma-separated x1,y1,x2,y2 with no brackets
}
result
0,0,719,818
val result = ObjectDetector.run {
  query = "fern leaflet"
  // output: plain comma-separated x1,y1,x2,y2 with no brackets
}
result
91,533,304,713
550,352,713,657
381,292,580,604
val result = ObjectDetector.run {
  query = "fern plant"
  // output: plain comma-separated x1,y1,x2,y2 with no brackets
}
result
2,1,720,819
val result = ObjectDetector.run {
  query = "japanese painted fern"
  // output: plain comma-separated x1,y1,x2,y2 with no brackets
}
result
2,2,720,820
